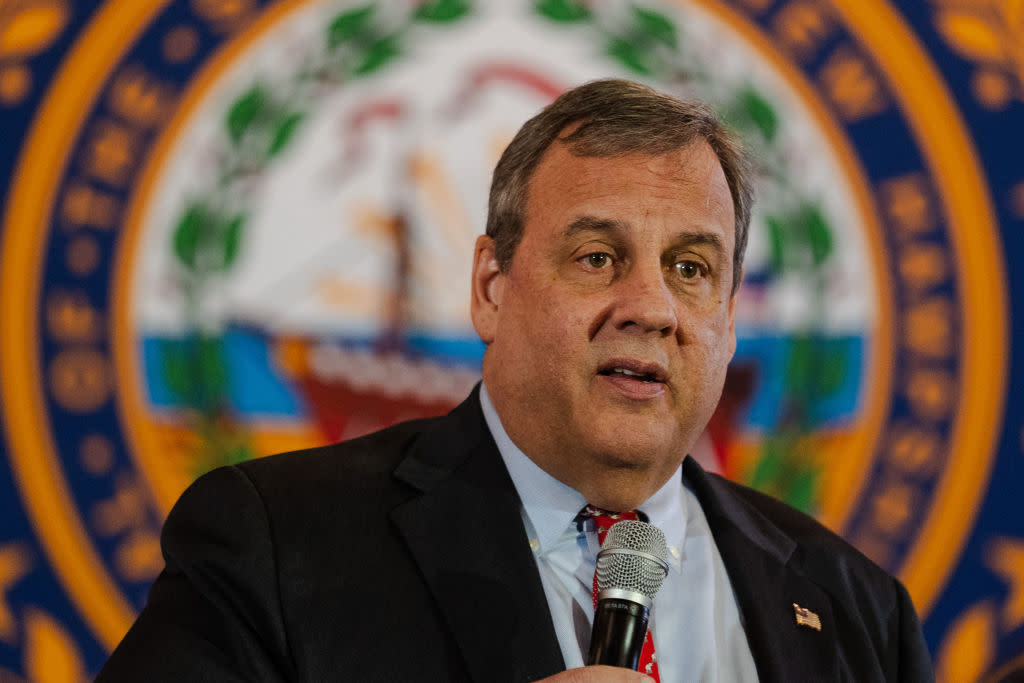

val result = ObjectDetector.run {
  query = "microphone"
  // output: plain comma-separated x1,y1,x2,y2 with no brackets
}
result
586,520,670,670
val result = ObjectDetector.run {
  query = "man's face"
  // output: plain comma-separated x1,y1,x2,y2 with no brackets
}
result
472,139,738,508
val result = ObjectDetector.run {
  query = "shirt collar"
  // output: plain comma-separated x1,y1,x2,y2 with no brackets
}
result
642,461,687,572
479,382,687,567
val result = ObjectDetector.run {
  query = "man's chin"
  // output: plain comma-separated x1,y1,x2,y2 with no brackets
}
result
570,452,676,511
582,428,681,472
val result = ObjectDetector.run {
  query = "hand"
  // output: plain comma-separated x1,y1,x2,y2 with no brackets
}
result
535,666,655,682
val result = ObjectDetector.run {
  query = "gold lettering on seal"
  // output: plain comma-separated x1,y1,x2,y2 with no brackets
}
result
60,182,119,230
46,290,102,343
163,25,200,64
880,174,936,236
65,235,100,276
818,45,889,121
91,474,163,582
82,119,139,187
91,473,148,538
870,481,915,538
903,297,954,359
898,243,948,293
79,434,115,475
905,367,955,422
47,348,112,413
108,64,176,129
115,531,163,583
771,1,834,61
886,423,942,477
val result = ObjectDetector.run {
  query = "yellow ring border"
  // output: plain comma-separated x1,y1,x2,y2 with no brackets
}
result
0,0,1006,654
0,0,171,651
829,0,1007,616
116,0,1008,622
118,0,889,529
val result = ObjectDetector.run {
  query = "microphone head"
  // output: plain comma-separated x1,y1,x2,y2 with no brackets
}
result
595,520,670,601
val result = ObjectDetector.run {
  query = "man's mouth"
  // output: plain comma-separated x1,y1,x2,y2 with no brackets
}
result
599,367,659,382
597,361,667,384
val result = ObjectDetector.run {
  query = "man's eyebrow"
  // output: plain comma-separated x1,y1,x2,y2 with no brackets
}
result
670,232,726,255
562,215,632,238
562,216,729,258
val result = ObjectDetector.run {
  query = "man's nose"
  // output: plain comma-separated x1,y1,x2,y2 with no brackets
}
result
610,262,678,336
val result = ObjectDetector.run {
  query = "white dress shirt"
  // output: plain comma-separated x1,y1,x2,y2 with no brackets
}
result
479,384,759,682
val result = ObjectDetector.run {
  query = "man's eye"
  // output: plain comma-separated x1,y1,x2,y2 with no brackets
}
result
675,260,705,279
584,252,612,268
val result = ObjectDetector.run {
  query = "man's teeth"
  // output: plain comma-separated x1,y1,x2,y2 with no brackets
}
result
611,367,653,381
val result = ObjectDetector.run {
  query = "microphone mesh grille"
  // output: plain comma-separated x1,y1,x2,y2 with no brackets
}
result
595,520,669,599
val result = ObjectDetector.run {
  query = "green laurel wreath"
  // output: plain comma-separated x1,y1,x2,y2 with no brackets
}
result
165,0,841,512
163,0,472,476
534,0,840,513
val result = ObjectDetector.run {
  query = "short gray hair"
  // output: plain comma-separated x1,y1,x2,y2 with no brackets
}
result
485,79,754,294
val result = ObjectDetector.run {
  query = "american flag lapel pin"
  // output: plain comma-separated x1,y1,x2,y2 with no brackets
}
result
793,603,822,631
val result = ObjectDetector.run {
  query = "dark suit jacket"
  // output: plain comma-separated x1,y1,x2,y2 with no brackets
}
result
98,388,933,682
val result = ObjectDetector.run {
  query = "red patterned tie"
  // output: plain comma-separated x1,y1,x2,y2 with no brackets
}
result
583,505,660,681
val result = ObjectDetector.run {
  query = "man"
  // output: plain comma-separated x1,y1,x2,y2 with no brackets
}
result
98,80,933,681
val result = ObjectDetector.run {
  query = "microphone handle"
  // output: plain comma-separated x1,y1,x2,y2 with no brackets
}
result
586,597,650,670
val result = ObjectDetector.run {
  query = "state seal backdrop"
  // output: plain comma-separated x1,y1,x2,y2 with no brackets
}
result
1,1,1022,680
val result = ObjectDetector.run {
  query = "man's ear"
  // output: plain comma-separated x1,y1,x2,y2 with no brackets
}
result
470,235,505,344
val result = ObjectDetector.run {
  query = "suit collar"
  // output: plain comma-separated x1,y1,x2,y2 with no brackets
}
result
391,385,489,492
685,456,838,682
391,387,565,682
390,397,839,682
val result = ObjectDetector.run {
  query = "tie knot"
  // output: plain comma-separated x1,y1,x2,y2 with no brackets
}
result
576,505,642,545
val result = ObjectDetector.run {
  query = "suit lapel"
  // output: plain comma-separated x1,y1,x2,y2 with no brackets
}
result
388,394,840,681
390,390,565,683
685,458,838,682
